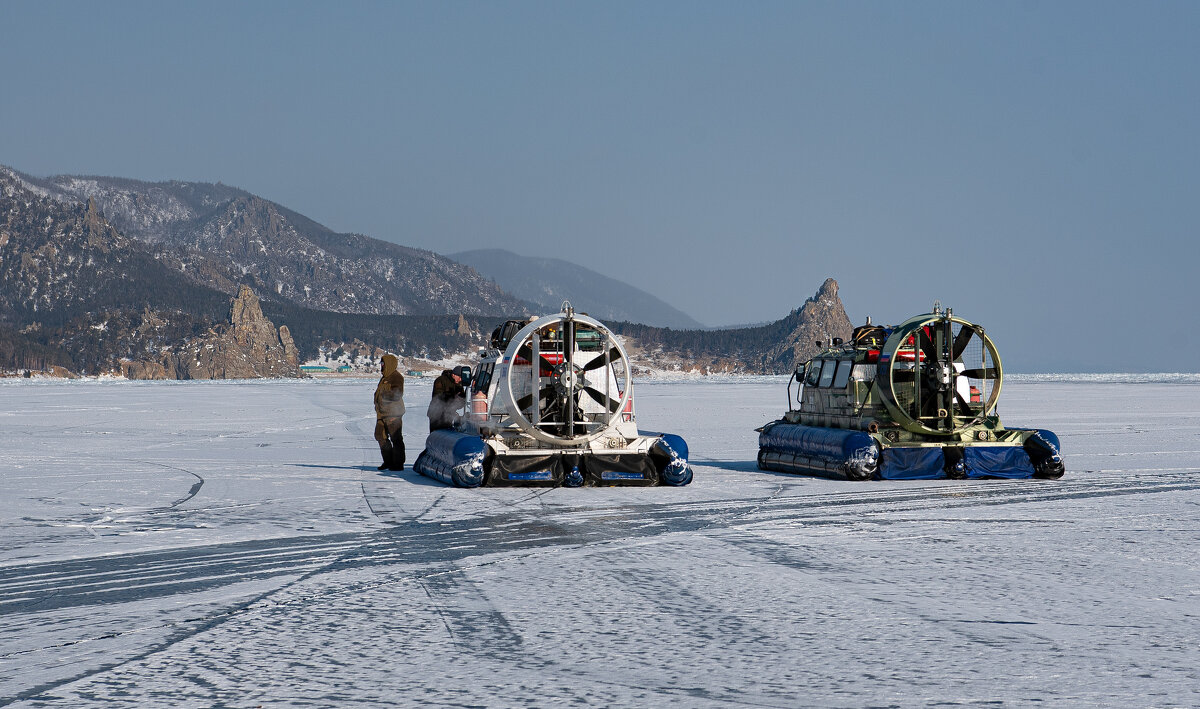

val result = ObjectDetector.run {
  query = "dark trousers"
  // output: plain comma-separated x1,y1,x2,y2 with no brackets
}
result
376,420,405,470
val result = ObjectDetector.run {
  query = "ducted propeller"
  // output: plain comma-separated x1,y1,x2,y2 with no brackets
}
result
499,309,633,445
876,310,1003,436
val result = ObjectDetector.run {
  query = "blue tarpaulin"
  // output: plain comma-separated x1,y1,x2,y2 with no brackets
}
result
963,446,1036,479
879,447,945,480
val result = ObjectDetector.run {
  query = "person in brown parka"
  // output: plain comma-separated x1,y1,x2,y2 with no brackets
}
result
374,354,405,471
428,369,465,432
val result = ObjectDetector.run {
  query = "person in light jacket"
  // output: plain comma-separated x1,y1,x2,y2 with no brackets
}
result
374,354,405,471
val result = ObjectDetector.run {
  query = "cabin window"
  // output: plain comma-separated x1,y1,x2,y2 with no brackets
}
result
851,363,876,382
473,362,494,394
806,360,823,386
832,359,853,388
818,359,837,387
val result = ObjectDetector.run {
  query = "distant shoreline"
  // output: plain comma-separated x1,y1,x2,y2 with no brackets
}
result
5,372,1200,386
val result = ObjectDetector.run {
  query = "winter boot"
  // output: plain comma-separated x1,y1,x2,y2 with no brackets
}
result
387,437,405,471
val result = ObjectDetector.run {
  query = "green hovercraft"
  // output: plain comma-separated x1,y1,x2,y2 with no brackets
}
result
757,305,1064,481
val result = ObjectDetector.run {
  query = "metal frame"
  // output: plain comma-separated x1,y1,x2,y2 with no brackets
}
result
876,311,1004,436
498,308,634,446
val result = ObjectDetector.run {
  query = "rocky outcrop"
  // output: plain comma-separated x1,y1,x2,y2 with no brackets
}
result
119,359,170,380
761,278,854,372
278,325,298,362
166,286,302,379
610,278,854,375
112,287,302,380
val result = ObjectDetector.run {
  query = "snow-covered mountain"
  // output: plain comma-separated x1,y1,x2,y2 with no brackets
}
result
0,168,500,376
2,164,850,377
10,169,528,317
0,169,233,372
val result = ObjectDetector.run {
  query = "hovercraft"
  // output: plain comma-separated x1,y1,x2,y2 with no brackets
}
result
757,305,1064,481
414,303,692,488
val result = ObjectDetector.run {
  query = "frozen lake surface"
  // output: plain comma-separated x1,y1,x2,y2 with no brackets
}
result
1,376,1198,707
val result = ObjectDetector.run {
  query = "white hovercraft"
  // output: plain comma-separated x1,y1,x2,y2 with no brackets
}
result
413,303,692,488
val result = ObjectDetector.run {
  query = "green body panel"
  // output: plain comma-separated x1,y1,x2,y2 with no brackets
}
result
787,310,1025,450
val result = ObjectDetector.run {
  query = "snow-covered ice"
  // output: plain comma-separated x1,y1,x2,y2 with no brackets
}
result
1,376,1198,707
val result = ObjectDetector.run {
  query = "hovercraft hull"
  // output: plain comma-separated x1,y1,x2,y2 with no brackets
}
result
413,429,490,488
414,429,692,488
757,422,880,480
757,422,1063,481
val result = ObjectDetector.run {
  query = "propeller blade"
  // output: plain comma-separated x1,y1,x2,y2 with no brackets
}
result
954,389,973,417
917,328,938,365
952,326,975,360
582,346,623,372
582,386,621,413
961,368,999,379
515,386,554,412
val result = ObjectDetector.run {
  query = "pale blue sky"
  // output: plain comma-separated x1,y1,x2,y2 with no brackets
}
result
2,1,1196,371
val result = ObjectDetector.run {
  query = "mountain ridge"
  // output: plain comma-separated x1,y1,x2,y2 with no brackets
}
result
9,168,528,317
609,278,853,374
2,163,852,378
449,248,705,330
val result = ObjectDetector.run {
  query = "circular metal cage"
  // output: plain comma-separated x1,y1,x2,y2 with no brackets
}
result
877,312,1003,435
498,308,632,446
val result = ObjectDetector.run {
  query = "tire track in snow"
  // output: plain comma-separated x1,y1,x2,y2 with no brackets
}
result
419,570,526,657
125,460,203,509
0,534,370,614
5,469,1196,617
308,389,433,524
0,535,396,706
20,460,207,540
1,514,592,704
5,469,1198,704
